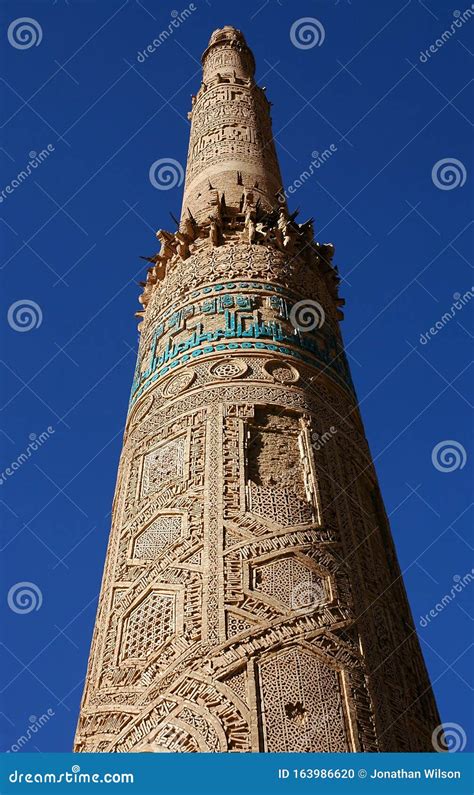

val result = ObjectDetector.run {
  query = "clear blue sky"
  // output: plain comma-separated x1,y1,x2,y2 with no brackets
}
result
0,0,472,753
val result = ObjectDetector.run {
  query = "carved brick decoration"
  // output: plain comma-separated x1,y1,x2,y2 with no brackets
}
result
75,26,441,753
121,591,176,662
132,514,183,560
141,436,186,497
258,648,348,752
252,557,327,609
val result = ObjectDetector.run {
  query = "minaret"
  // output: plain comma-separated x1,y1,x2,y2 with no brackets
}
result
75,27,441,753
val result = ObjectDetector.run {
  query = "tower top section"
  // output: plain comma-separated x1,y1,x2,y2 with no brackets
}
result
180,25,283,225
201,26,256,82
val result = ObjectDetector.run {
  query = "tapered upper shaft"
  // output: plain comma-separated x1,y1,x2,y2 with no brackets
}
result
180,26,284,225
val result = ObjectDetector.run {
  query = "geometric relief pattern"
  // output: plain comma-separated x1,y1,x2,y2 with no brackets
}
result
246,409,315,526
133,515,183,559
258,647,348,752
75,25,442,754
121,591,175,662
226,612,254,638
253,556,326,608
178,706,220,752
223,668,248,704
141,435,186,497
248,482,314,526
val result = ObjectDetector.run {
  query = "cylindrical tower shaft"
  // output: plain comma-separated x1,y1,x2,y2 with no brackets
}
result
74,27,441,754
181,26,284,225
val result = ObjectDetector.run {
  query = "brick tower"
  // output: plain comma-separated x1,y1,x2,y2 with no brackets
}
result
75,26,441,753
